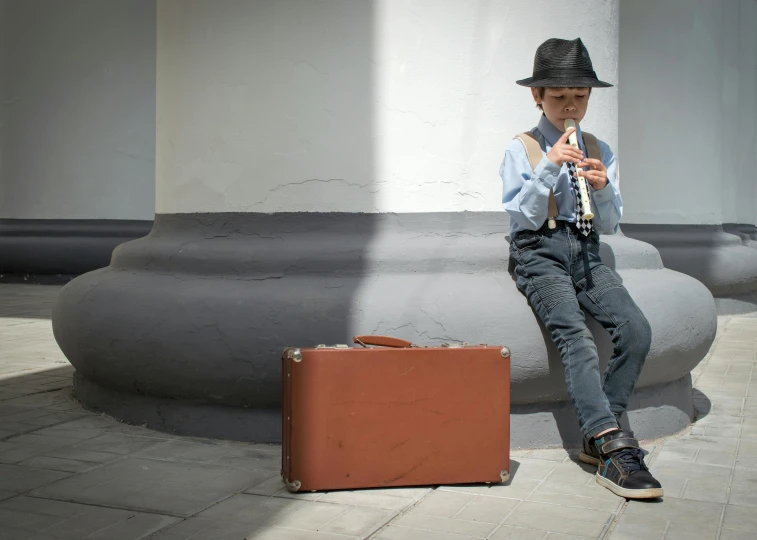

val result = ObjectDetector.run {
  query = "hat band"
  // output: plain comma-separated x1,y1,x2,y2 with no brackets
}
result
531,68,598,80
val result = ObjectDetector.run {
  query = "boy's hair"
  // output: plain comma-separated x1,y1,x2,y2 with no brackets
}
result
534,87,592,110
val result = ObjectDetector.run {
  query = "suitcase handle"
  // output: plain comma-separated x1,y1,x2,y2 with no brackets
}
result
353,335,415,348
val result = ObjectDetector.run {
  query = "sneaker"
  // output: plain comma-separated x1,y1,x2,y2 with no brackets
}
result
579,435,602,466
579,416,624,466
580,424,628,466
593,430,663,499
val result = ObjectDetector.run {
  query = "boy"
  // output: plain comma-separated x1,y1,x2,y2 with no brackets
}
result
500,38,663,499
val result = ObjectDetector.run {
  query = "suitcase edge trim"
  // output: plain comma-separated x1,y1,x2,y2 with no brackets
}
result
281,347,301,491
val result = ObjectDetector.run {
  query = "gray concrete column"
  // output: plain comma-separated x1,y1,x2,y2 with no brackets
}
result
53,0,716,448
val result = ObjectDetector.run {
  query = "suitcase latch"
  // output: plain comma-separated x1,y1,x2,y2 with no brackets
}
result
441,342,471,348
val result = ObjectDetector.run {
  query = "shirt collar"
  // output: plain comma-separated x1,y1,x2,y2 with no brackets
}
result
536,114,583,150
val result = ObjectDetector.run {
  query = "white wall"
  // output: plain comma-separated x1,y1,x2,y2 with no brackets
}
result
0,0,7,207
619,0,757,225
0,0,156,220
720,0,757,225
157,0,619,214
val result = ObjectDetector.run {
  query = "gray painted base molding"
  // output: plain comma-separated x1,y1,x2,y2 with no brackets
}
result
53,212,718,447
73,371,281,443
0,219,153,277
74,369,694,449
623,223,757,314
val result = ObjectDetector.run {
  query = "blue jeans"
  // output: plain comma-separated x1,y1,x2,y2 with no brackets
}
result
509,224,652,439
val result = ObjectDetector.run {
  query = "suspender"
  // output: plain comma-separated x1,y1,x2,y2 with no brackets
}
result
514,130,601,228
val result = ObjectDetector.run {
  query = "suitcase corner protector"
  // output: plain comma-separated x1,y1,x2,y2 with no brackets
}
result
500,347,510,359
284,479,302,492
284,348,303,362
500,469,510,483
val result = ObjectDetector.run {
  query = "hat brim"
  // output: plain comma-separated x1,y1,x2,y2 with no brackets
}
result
515,76,613,88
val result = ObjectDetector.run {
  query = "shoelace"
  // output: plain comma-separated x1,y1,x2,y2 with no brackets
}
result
613,447,647,473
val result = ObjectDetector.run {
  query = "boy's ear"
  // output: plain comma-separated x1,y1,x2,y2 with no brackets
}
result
531,87,542,106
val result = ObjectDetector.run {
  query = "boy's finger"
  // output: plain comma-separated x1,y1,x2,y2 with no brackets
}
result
581,158,603,169
584,171,606,182
558,127,575,144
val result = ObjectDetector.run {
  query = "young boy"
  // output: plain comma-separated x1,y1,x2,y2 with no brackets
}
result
500,38,663,499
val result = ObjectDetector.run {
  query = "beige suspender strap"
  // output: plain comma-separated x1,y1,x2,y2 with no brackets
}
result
582,131,600,161
514,132,558,219
581,131,617,189
514,129,602,227
514,132,542,171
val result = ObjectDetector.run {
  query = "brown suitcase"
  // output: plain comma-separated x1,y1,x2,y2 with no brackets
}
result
281,335,511,492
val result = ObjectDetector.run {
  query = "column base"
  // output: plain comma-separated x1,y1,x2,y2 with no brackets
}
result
0,219,153,278
622,224,757,314
74,369,694,449
73,371,281,442
53,213,717,447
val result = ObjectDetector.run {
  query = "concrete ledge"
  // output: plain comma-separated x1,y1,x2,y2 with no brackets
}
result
723,223,757,245
0,219,154,276
53,212,717,445
622,224,757,300
72,371,281,442
73,368,693,450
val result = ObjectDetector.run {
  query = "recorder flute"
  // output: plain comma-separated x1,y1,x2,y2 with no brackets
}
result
564,119,594,220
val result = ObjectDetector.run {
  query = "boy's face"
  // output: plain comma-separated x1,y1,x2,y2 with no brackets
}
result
532,87,590,131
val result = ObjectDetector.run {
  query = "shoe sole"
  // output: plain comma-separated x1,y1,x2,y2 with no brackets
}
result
595,474,664,499
579,452,600,466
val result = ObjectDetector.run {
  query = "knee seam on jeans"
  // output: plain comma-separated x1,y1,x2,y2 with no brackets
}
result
532,275,575,314
563,326,594,348
601,323,625,389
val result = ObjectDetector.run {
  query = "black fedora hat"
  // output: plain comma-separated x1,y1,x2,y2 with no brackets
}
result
516,38,613,88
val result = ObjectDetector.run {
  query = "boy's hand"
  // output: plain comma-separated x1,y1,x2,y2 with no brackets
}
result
546,127,584,166
578,158,608,190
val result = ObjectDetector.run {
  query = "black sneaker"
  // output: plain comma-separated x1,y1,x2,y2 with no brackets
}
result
579,436,601,466
580,424,627,466
580,416,624,466
592,430,663,499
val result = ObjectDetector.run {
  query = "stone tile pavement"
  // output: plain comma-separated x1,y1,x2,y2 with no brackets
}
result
0,283,755,539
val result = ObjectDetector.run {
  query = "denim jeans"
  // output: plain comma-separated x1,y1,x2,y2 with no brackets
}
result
509,224,652,439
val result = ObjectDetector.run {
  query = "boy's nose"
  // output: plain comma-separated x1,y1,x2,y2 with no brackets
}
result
565,104,577,111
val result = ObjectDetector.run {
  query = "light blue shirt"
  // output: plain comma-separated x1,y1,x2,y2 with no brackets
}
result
499,115,623,236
